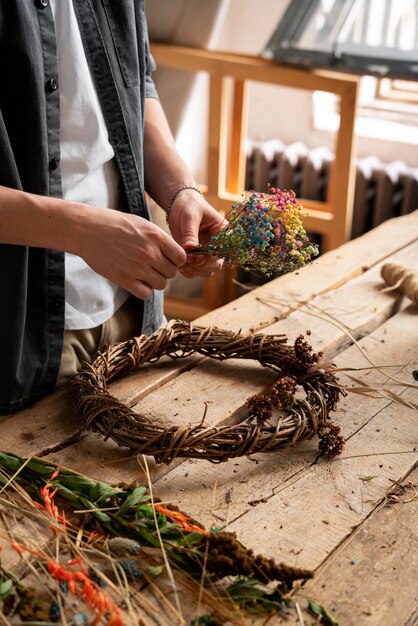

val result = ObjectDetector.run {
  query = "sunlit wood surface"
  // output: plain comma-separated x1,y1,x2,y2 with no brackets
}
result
2,211,417,625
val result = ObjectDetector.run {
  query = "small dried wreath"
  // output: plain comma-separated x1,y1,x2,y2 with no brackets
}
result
69,320,345,463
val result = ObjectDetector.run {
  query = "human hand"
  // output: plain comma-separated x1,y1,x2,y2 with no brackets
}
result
75,207,187,299
166,189,225,279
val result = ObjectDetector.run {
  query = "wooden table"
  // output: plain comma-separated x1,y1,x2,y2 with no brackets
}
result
2,211,418,625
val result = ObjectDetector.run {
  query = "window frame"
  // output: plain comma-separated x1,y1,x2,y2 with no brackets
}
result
263,0,418,80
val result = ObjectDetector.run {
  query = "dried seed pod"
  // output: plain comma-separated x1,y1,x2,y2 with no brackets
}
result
108,536,141,556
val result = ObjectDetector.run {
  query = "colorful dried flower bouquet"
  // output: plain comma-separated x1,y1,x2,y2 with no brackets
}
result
192,187,319,275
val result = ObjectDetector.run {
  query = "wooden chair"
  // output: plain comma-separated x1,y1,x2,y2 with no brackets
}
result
151,44,360,319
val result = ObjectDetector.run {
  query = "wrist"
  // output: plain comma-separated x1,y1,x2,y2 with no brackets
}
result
166,184,204,222
24,192,95,257
64,202,110,258
0,187,87,252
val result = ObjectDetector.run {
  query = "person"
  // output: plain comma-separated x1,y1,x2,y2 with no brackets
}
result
0,0,224,416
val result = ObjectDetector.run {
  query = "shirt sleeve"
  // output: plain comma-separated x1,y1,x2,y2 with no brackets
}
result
142,5,159,100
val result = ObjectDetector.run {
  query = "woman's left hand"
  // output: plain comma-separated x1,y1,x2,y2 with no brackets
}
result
167,188,225,278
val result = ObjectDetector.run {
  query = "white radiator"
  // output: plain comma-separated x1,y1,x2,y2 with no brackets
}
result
245,140,418,239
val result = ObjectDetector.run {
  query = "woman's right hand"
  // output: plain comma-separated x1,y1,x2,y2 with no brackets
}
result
0,186,187,300
74,206,187,299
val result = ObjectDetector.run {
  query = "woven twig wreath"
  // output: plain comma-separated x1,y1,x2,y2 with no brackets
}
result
69,320,344,463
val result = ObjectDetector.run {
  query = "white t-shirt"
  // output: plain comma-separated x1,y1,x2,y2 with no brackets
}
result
51,0,129,329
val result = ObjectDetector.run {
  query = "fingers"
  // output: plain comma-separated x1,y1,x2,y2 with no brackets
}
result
81,212,188,298
160,232,188,266
123,268,169,299
123,255,180,297
181,212,201,250
179,253,223,278
186,253,223,271
154,254,181,279
146,245,184,280
179,267,215,279
130,279,153,300
167,201,224,278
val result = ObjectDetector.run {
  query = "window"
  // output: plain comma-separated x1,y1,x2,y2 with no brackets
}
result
266,0,418,144
263,0,418,79
313,74,418,144
378,78,418,105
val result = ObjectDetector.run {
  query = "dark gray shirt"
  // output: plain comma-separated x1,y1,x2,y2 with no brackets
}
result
0,0,163,415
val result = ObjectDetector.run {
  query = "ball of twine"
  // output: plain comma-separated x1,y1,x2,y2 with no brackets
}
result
69,320,344,463
381,262,418,307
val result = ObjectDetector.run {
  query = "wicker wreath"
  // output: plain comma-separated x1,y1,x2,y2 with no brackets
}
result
69,320,345,463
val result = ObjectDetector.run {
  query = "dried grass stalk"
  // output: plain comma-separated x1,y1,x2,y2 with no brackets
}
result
69,320,343,463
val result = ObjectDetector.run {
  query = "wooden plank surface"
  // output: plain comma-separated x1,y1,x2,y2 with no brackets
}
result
0,212,417,626
284,465,418,626
154,307,418,563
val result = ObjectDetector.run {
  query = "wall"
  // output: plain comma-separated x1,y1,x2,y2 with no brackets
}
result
147,0,418,180
146,0,231,183
214,0,418,166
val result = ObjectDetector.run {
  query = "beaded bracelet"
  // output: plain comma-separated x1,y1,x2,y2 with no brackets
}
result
166,184,204,221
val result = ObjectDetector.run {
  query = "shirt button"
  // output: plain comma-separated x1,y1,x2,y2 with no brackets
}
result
49,156,60,170
45,78,58,93
36,0,49,7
